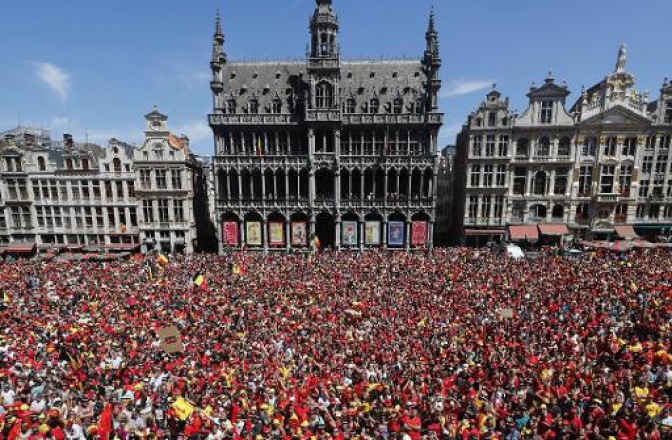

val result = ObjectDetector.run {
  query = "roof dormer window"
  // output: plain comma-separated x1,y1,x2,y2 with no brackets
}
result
540,100,553,124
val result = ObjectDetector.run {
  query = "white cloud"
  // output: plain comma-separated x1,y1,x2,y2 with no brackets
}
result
174,120,212,143
442,79,494,98
35,63,72,103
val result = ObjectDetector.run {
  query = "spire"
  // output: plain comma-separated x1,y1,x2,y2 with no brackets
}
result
615,43,627,73
425,7,439,60
211,9,226,66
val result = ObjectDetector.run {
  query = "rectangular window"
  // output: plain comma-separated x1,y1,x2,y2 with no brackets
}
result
652,178,665,197
600,165,615,194
36,207,44,227
171,170,182,190
130,207,138,227
578,166,593,196
485,135,496,157
496,165,506,186
472,136,483,157
158,199,169,223
468,196,478,219
622,137,637,157
93,181,101,199
155,170,167,189
642,156,654,174
470,165,481,187
85,207,93,228
483,165,493,187
494,196,504,220
116,181,124,199
498,136,509,157
71,182,80,200
582,138,597,157
655,156,668,174
107,208,116,227
554,169,568,195
604,137,617,156
481,196,491,219
128,181,135,199
119,208,127,227
142,200,154,223
665,101,672,124
173,200,185,223
513,168,526,195
619,165,632,196
639,179,650,198
540,101,553,124
140,170,151,189
95,208,103,228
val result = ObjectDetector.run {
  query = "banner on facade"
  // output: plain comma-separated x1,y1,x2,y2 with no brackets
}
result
365,221,381,245
388,221,405,246
246,221,262,247
291,221,307,246
342,221,358,246
223,222,239,246
269,221,285,246
411,221,428,246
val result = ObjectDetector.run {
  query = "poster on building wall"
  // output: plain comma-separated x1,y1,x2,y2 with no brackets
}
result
291,221,307,246
342,222,358,246
269,221,285,246
411,221,428,247
388,222,405,246
365,221,381,245
246,221,262,247
223,222,239,246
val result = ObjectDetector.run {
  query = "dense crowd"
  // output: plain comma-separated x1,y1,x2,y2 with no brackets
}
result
0,248,671,440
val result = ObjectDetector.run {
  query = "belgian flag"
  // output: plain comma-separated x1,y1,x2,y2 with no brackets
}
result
193,274,206,288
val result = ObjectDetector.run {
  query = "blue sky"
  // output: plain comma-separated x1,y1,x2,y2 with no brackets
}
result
1,0,671,155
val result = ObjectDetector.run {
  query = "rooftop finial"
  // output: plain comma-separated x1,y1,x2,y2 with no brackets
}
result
425,6,439,60
215,9,222,35
428,6,436,35
615,43,627,73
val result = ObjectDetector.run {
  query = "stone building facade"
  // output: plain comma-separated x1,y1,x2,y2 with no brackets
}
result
209,0,443,252
454,45,672,245
0,109,200,255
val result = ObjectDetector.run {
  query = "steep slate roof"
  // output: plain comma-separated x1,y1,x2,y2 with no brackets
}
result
222,59,426,113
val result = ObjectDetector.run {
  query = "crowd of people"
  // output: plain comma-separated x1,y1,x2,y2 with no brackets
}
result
0,248,670,439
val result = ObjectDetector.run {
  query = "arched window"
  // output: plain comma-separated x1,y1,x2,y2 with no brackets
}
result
249,99,259,114
113,158,122,174
369,98,380,114
552,205,564,219
37,157,46,171
66,158,73,170
226,99,237,114
516,138,529,156
82,159,89,170
393,98,403,114
558,137,571,157
488,112,496,127
415,98,424,114
531,204,548,220
533,171,547,195
536,137,551,156
272,98,282,114
345,98,356,114
475,117,482,127
316,82,334,109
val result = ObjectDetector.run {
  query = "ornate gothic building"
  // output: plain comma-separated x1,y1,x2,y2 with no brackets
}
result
209,0,443,252
454,45,672,245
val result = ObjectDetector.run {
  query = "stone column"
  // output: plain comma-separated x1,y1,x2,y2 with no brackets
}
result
262,219,268,253
335,214,341,251
428,221,435,251
383,221,388,249
359,221,365,252
405,220,411,251
285,221,291,252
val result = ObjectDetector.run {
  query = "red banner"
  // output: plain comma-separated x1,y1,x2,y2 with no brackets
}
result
411,221,428,246
223,222,239,246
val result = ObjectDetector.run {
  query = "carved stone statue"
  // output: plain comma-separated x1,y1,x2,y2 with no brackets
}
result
615,44,627,73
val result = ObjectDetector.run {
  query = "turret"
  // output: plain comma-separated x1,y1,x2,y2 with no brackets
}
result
310,0,339,60
210,10,226,111
423,8,442,113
